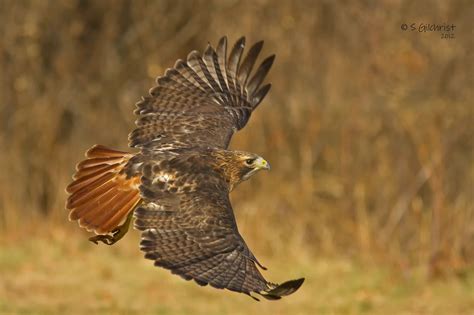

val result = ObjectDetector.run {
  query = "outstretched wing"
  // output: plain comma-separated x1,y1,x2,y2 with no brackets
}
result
129,36,274,150
133,155,304,300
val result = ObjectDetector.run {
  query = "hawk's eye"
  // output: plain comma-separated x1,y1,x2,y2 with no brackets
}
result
245,158,255,165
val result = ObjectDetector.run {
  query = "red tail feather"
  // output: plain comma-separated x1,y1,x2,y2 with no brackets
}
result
66,145,141,234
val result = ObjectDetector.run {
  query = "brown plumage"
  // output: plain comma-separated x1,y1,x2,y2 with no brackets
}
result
66,36,304,300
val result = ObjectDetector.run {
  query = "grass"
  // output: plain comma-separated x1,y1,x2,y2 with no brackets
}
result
0,226,473,315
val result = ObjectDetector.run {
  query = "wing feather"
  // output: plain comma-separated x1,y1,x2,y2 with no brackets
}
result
252,83,272,109
216,37,229,93
246,55,276,97
237,40,264,92
226,37,245,100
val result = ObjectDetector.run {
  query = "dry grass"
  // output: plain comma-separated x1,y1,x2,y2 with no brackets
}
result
0,0,473,313
1,227,473,315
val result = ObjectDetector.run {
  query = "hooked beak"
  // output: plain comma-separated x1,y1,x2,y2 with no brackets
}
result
255,157,271,171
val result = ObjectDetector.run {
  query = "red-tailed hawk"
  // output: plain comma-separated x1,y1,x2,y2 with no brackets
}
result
66,36,304,300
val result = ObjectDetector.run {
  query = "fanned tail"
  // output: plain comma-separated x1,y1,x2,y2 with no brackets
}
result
66,145,141,234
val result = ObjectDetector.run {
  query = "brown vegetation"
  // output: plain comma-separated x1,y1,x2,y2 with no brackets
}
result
0,0,472,312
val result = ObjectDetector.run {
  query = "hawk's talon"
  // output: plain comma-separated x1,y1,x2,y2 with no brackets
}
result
88,211,134,246
111,227,121,236
88,234,115,245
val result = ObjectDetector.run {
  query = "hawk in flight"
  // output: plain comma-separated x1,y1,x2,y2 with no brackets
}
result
66,36,304,300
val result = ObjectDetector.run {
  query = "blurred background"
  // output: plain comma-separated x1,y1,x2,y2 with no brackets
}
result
0,0,472,314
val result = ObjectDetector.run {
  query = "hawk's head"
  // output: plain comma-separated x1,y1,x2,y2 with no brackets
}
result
213,150,270,190
235,151,271,181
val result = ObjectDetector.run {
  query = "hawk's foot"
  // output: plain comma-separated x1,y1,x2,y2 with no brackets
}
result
88,211,134,245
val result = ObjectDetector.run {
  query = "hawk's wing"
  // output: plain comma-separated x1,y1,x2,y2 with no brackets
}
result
129,36,274,150
133,155,304,300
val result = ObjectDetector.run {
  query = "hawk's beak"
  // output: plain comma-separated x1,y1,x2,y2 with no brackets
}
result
255,157,271,171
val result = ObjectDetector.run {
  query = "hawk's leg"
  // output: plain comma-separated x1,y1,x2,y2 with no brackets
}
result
89,210,134,245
